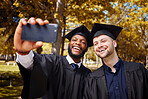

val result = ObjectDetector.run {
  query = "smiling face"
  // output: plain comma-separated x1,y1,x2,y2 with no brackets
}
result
93,35,117,59
68,34,88,59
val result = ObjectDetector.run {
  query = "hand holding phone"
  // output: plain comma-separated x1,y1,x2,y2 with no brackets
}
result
21,23,58,43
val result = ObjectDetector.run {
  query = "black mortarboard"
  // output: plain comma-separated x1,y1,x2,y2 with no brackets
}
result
91,23,123,40
65,25,93,47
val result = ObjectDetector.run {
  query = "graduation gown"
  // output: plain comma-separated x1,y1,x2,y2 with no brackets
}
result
18,53,91,99
83,61,148,99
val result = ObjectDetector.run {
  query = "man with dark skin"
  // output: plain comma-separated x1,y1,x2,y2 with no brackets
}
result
84,23,148,99
14,17,93,99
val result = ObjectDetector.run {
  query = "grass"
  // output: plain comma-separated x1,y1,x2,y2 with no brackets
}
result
0,65,20,72
0,62,104,99
0,64,23,99
0,86,23,99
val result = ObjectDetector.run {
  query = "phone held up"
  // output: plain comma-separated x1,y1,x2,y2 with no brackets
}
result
21,23,58,43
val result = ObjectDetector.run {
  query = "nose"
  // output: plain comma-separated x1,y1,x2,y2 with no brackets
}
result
97,42,103,48
75,40,81,45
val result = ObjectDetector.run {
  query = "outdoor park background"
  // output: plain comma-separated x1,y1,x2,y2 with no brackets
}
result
0,0,148,99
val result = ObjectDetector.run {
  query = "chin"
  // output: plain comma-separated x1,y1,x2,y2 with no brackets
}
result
72,52,81,56
97,54,107,59
68,45,86,59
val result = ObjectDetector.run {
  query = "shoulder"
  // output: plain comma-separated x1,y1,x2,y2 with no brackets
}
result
123,61,142,65
123,61,146,72
88,66,104,78
79,64,91,74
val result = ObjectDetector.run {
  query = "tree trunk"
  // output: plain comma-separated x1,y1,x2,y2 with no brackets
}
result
52,0,63,55
36,0,64,55
52,26,62,54
60,16,66,56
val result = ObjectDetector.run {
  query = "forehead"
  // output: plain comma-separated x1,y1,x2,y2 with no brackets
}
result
93,35,112,41
71,34,87,41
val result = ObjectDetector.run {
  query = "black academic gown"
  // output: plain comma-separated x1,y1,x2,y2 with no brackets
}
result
18,52,91,99
83,61,148,99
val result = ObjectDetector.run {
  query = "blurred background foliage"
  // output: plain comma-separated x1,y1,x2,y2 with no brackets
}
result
0,0,147,64
0,0,147,62
0,0,148,98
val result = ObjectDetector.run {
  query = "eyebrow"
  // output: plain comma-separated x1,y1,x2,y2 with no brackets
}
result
100,37,108,40
94,37,107,41
73,37,86,41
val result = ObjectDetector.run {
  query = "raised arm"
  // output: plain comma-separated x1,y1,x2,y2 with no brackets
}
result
14,17,49,55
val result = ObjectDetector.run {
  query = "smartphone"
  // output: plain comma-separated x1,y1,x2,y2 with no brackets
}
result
21,23,58,43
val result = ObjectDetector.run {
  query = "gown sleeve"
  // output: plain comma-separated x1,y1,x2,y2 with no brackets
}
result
18,52,58,99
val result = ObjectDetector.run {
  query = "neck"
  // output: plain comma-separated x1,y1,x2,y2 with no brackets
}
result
103,52,119,68
72,57,81,63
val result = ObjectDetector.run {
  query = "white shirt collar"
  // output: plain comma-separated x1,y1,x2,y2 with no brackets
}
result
66,54,81,68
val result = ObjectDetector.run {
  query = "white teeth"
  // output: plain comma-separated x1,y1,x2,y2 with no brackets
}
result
101,50,104,52
99,50,104,52
73,47,80,50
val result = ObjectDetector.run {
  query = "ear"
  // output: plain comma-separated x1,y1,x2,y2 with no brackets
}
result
113,40,117,48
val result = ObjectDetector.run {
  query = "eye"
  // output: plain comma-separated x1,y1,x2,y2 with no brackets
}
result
71,38,77,41
81,41,87,46
101,39,106,43
93,42,98,46
81,41,86,44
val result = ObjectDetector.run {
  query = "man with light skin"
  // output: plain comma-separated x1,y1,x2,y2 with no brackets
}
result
84,23,148,99
14,17,93,99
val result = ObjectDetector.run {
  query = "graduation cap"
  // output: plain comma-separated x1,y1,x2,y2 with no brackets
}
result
65,25,93,47
91,23,123,40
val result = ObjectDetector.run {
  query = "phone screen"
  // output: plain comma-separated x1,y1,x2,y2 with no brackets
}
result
21,23,58,43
